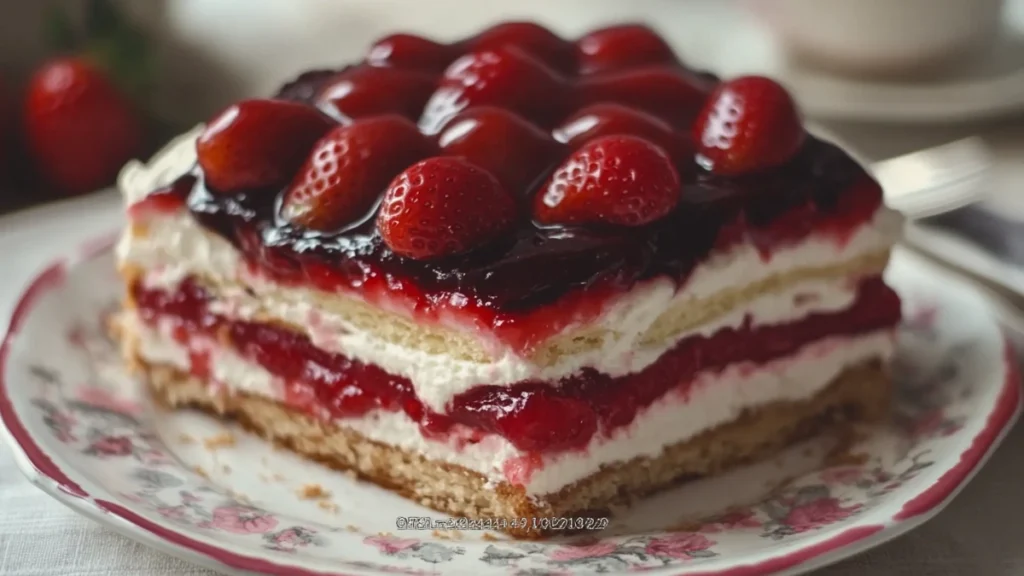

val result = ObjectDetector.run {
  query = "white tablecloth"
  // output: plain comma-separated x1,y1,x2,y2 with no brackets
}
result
1,184,1023,575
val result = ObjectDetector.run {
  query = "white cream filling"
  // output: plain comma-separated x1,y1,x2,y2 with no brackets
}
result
128,313,894,496
118,209,897,411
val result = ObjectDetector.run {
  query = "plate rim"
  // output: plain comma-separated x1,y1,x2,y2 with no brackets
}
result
786,69,1024,123
742,0,1024,123
0,237,1021,576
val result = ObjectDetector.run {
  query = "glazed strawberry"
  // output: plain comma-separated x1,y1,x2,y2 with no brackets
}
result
23,58,143,196
419,47,568,135
576,66,712,129
437,107,563,197
316,66,437,122
693,76,805,175
553,103,692,166
466,22,575,74
281,116,436,232
576,24,678,74
534,135,680,226
197,99,336,194
367,34,457,73
378,157,517,259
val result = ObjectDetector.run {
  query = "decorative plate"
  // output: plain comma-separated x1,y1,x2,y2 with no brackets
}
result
0,240,1019,576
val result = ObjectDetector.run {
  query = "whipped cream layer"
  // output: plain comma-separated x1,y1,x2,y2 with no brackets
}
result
127,312,895,496
119,207,896,410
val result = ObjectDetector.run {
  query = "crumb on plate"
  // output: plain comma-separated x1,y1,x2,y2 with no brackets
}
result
203,432,236,450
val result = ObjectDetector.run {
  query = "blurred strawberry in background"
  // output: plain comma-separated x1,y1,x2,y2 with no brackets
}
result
24,57,142,196
14,0,159,201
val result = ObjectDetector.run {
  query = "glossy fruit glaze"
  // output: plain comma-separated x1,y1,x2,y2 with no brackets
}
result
130,23,885,354
132,275,900,454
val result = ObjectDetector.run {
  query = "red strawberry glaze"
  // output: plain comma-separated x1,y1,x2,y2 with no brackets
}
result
131,276,900,454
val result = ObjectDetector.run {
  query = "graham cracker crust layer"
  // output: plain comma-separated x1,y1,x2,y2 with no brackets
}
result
140,359,890,538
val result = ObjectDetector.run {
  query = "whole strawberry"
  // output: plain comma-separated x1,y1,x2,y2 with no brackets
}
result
534,135,681,227
693,76,805,175
23,58,143,196
378,157,518,260
198,99,336,194
281,115,436,231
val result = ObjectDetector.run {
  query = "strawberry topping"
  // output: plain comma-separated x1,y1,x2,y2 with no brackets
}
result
419,47,568,134
576,24,678,74
366,34,458,73
466,22,575,74
316,66,437,122
576,66,713,129
534,135,681,226
693,76,805,175
378,157,518,259
553,103,692,166
281,116,436,231
437,107,564,198
196,99,336,194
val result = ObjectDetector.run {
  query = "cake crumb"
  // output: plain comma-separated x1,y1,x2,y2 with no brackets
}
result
346,525,359,532
228,490,251,504
192,465,209,479
177,433,195,444
317,500,339,514
482,532,499,541
272,473,287,482
344,469,357,480
297,484,331,500
203,432,236,450
431,530,447,539
377,531,393,537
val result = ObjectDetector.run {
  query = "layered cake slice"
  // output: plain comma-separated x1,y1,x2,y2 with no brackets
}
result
114,22,902,537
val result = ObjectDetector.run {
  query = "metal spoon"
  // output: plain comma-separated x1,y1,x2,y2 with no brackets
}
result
871,137,993,219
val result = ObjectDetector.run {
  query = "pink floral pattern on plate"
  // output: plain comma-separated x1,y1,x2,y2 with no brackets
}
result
0,246,1019,576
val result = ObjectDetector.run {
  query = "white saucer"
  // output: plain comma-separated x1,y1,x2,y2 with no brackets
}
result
665,0,1024,123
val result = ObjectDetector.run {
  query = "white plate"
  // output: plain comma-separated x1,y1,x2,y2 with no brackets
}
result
669,0,1024,123
0,237,1019,576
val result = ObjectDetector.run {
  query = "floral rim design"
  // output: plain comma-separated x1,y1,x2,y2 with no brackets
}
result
0,239,1020,576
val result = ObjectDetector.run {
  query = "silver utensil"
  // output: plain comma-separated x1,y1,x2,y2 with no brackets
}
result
869,138,1024,339
871,137,993,219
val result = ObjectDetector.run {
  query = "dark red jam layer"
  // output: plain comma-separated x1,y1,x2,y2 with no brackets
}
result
132,276,900,454
139,138,881,353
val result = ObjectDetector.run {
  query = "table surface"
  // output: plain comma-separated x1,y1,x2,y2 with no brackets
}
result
2,118,1024,575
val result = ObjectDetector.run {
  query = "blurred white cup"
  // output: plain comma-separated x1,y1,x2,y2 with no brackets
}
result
754,0,1006,76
